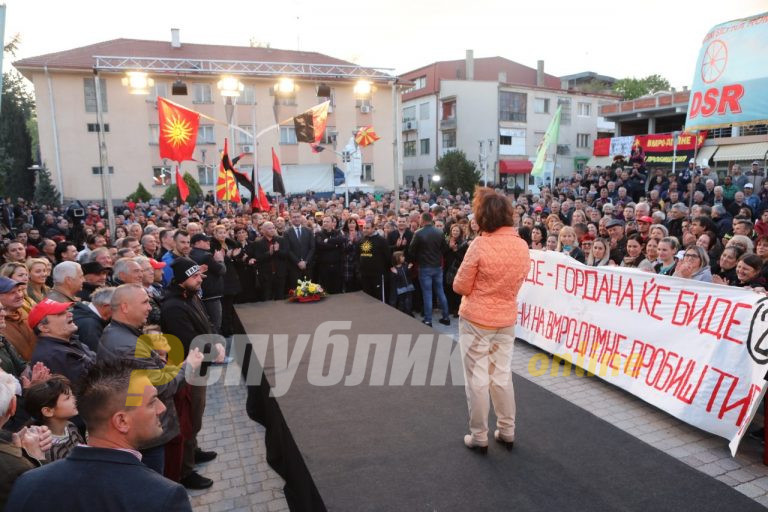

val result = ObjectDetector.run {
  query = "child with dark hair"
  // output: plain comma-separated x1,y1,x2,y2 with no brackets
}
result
23,375,84,461
389,251,414,316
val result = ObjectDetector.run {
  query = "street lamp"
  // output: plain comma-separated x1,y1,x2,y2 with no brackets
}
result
353,79,372,98
276,77,296,95
121,71,154,95
432,174,441,183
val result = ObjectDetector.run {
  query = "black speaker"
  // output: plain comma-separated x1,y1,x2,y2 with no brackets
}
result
172,80,188,95
316,83,331,97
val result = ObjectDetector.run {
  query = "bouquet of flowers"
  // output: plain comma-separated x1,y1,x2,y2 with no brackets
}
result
288,279,328,302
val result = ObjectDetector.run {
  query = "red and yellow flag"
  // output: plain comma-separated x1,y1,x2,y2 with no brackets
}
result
157,98,200,162
293,101,330,144
216,139,241,202
355,126,380,147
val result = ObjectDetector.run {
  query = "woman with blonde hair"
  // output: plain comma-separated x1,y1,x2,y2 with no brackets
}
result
453,187,529,454
0,262,35,312
586,238,611,267
556,226,585,263
25,258,51,305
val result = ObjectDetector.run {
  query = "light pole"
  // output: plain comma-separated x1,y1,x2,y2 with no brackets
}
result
217,76,244,204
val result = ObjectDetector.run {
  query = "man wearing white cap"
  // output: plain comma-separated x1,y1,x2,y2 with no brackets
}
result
744,182,760,212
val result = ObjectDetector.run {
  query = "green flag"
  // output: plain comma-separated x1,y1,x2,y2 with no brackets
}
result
531,105,561,177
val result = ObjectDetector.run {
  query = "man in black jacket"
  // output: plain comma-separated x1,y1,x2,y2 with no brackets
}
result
6,361,193,511
247,222,288,300
71,286,114,352
189,234,226,334
314,216,345,294
387,215,413,258
358,220,390,300
160,258,218,490
76,262,110,302
409,213,450,327
284,211,315,292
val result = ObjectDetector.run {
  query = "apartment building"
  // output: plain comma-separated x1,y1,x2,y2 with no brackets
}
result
14,32,397,201
400,51,616,188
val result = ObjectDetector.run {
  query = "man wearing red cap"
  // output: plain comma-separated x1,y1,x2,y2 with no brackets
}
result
29,299,95,388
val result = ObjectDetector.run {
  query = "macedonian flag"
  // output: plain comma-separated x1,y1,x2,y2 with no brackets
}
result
157,98,200,162
216,139,241,202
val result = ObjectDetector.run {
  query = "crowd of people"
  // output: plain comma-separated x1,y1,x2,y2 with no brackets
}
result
0,154,767,507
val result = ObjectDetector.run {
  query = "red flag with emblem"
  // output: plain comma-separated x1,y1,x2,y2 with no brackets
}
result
157,98,200,162
216,139,241,202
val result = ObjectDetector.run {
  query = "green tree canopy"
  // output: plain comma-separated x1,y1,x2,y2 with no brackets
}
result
434,150,480,196
612,74,671,100
161,172,204,204
126,182,152,202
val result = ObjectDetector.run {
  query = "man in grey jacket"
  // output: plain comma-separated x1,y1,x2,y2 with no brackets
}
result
98,283,203,475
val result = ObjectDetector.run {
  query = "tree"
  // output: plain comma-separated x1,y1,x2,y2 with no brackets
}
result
0,71,35,200
612,74,671,100
33,165,60,205
161,172,204,204
125,182,152,202
434,150,480,195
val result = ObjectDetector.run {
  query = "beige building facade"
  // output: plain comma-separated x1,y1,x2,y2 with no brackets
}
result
15,36,397,202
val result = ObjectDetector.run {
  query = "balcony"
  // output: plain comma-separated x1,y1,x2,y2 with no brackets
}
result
440,117,456,130
402,119,418,132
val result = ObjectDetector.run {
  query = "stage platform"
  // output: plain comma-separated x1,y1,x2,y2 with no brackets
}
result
235,292,764,512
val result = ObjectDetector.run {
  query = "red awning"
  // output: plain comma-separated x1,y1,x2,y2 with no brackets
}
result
499,160,533,175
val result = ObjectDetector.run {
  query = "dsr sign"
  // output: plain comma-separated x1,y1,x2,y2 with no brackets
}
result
688,84,744,119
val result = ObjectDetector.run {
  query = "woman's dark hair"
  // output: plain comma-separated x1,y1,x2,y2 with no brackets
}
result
531,223,548,242
739,253,763,272
23,375,73,422
517,226,532,247
626,232,644,246
472,187,515,233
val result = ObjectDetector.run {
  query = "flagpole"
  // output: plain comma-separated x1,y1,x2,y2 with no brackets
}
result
252,104,258,209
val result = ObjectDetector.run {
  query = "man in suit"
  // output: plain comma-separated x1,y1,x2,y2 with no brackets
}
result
248,222,288,301
284,211,315,292
314,216,345,294
6,361,193,511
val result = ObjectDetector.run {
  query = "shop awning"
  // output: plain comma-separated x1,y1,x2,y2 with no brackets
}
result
712,142,768,162
695,145,718,166
499,159,533,175
586,156,614,168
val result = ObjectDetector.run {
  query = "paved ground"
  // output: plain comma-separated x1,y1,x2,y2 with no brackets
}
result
188,318,768,510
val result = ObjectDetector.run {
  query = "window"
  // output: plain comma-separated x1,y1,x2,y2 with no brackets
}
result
152,167,171,187
197,125,215,144
577,102,591,117
442,130,456,148
322,127,337,145
419,103,430,121
193,83,212,104
84,77,108,112
404,76,426,94
404,140,417,157
556,144,570,155
87,123,110,132
280,126,297,145
239,85,256,105
91,166,114,175
149,124,159,144
197,165,215,186
403,106,416,122
499,91,527,122
558,97,572,125
499,129,526,155
442,100,456,120
577,133,591,148
420,138,430,155
363,163,373,181
149,82,168,101
237,126,254,145
741,124,768,136
534,98,549,114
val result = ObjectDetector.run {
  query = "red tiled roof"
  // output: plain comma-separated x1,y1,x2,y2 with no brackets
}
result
400,56,562,92
13,38,360,72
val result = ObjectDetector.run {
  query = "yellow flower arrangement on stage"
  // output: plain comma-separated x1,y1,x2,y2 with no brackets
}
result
288,279,328,302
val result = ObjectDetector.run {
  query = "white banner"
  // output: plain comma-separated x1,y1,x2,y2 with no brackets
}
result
609,136,635,157
516,251,768,455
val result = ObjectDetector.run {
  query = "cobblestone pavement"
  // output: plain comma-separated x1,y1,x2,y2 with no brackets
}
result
188,319,768,510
